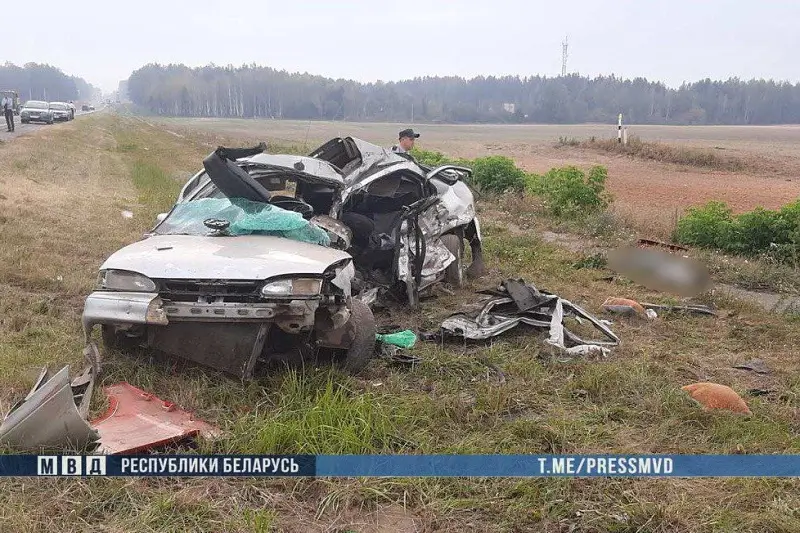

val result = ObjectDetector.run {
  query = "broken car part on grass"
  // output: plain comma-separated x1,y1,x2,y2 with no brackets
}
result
82,138,483,380
0,366,98,451
438,279,619,358
91,382,219,454
0,363,219,454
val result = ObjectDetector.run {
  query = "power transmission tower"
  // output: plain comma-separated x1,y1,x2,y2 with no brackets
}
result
561,36,569,77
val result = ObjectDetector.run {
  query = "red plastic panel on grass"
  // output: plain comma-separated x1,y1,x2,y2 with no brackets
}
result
91,382,218,455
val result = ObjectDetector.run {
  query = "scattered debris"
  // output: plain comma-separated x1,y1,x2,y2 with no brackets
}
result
681,382,752,415
747,388,773,397
121,210,134,219
378,343,422,365
376,330,417,349
91,382,219,454
640,302,717,317
732,358,771,375
0,366,98,451
438,279,619,357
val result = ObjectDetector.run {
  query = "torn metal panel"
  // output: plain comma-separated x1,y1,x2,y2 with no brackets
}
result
91,382,219,455
640,302,717,316
439,280,620,355
82,291,167,333
0,366,98,451
330,261,355,296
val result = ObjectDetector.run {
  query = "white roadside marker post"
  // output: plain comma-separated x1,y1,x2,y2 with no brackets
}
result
618,113,623,144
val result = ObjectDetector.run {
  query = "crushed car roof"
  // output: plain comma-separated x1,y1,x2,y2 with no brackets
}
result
244,154,344,187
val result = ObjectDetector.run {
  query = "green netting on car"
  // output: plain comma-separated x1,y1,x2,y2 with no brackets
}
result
158,197,330,246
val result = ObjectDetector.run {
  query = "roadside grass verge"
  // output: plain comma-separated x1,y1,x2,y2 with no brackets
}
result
0,113,798,532
561,135,749,172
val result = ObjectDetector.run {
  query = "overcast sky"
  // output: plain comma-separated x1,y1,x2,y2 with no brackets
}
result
12,0,800,93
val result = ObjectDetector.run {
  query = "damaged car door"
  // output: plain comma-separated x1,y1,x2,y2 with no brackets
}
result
310,137,484,306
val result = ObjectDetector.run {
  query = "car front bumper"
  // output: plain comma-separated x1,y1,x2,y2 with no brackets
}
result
22,114,51,122
82,290,352,379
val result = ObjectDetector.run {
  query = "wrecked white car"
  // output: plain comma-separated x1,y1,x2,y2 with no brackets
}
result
82,138,483,379
83,144,374,380
176,136,484,305
308,136,484,305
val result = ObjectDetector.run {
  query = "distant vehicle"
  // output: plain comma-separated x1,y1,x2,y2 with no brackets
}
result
49,102,72,122
20,101,54,124
1,90,20,115
81,104,89,112
88,105,95,111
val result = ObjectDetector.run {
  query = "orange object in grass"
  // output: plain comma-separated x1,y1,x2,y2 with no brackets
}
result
682,382,751,415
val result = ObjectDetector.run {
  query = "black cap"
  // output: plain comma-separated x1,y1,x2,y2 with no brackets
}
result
399,128,420,139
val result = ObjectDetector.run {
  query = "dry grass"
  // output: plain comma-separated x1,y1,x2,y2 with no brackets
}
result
0,113,799,532
562,136,748,172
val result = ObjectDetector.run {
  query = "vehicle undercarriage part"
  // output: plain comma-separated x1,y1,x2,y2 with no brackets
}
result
438,279,620,357
0,366,99,451
91,382,220,454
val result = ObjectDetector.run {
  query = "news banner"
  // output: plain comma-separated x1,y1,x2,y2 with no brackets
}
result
0,454,799,477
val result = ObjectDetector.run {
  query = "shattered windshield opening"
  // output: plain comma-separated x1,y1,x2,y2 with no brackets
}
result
155,197,330,246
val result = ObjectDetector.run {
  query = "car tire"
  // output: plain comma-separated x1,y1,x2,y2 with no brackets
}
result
441,233,464,287
337,299,376,374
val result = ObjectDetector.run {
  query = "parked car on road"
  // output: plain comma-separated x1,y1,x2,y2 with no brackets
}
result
81,104,89,112
20,101,53,124
88,105,95,111
49,102,72,121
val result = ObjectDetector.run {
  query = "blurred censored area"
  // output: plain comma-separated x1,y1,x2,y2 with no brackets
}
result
608,246,712,297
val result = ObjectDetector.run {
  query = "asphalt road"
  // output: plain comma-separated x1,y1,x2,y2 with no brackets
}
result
0,107,102,142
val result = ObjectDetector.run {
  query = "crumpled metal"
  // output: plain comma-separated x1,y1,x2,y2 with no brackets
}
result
439,279,620,357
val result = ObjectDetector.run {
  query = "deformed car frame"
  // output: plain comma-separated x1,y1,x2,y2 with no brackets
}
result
175,137,485,305
82,138,484,379
83,144,376,380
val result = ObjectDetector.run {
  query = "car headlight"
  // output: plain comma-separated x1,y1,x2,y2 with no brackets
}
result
261,278,322,298
97,269,157,292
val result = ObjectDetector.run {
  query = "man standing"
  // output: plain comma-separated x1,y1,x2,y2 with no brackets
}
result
392,128,419,154
2,95,14,132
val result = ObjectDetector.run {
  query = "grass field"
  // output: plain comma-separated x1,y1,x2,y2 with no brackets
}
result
0,113,799,532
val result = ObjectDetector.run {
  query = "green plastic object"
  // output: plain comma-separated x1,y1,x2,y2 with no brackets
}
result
158,197,330,246
376,330,417,349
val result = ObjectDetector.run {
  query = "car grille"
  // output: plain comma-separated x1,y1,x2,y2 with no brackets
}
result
157,279,262,303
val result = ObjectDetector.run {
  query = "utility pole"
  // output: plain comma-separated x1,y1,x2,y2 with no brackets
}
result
561,36,569,77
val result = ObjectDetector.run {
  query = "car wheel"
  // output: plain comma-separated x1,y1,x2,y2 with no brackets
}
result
336,299,376,374
441,233,464,287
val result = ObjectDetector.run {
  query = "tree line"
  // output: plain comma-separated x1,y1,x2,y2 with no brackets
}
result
127,63,800,125
0,62,98,103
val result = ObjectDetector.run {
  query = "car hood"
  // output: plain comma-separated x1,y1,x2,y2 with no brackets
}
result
100,234,351,280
